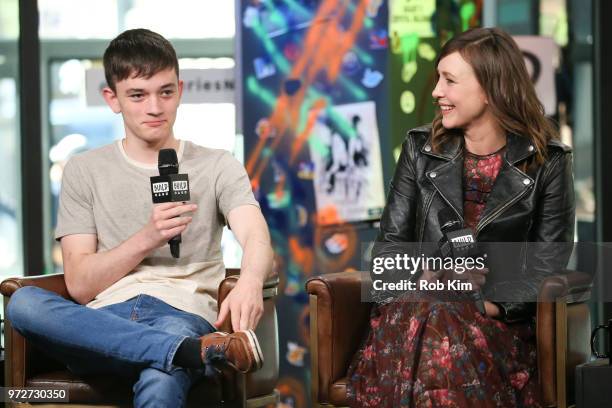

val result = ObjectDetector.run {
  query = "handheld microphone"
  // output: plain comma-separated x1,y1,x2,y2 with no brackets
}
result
437,208,487,315
150,149,190,258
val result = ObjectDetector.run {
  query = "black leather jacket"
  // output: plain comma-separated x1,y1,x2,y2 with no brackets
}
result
375,125,575,322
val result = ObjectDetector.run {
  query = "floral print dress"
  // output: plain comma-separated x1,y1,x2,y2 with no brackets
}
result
347,149,542,407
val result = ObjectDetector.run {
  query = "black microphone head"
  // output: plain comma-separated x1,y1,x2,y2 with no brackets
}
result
438,207,460,232
158,148,179,175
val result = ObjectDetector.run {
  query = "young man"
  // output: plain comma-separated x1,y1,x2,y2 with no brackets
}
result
6,29,273,407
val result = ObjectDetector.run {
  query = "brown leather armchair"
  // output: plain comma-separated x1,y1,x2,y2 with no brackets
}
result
1,268,279,407
306,270,592,408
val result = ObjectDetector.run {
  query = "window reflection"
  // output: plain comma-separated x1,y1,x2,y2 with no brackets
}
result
39,0,234,39
0,0,19,39
540,0,568,46
0,78,20,277
0,0,22,281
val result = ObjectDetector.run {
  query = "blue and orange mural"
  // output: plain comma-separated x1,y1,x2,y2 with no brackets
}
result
239,1,480,405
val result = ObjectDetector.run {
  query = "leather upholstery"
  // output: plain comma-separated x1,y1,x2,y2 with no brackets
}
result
1,273,70,390
537,300,556,404
1,270,279,406
307,270,592,407
564,302,590,404
537,271,591,406
1,273,70,298
305,271,372,403
217,274,281,399
329,377,349,406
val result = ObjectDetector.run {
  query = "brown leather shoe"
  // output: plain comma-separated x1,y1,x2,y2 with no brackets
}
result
200,330,263,373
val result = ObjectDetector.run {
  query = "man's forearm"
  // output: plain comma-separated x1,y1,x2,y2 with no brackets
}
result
239,234,273,285
64,229,153,304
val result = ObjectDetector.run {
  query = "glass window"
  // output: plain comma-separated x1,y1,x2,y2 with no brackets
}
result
567,0,594,228
39,0,119,39
40,1,238,272
497,0,537,34
124,0,235,39
540,0,568,46
0,0,22,281
0,0,18,39
39,0,235,39
496,0,595,230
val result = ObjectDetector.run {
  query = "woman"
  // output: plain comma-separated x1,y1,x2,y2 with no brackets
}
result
348,27,574,407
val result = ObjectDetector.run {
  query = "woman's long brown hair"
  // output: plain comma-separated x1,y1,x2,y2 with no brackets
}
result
431,27,558,164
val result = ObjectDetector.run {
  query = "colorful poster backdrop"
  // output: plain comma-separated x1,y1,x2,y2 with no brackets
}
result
240,1,388,406
389,0,482,158
390,0,436,38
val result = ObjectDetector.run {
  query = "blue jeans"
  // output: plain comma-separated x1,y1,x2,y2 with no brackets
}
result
6,286,217,408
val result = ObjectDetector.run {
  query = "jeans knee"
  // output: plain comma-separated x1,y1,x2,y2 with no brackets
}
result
133,368,189,408
6,286,46,332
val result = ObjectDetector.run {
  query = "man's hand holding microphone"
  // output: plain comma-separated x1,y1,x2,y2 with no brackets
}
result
139,202,196,252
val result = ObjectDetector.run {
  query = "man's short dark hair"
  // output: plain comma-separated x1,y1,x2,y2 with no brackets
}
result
103,28,179,92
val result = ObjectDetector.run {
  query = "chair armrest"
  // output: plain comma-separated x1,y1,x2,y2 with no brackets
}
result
216,274,279,333
306,271,372,403
216,272,280,401
538,270,592,303
218,276,279,304
536,270,592,406
1,274,71,388
1,273,71,299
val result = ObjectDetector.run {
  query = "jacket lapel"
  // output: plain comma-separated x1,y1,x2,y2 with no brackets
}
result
422,136,464,221
427,156,464,221
422,133,537,229
475,160,533,230
476,133,536,231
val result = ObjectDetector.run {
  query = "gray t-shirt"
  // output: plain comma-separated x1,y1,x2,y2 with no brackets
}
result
55,139,259,324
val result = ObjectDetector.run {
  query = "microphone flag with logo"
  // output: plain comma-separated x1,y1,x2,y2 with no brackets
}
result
437,208,487,315
150,148,190,258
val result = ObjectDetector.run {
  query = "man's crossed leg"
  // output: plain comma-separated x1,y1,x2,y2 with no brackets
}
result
6,286,263,407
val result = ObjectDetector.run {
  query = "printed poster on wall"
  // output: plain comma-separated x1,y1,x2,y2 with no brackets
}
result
389,0,436,40
513,35,559,116
309,101,385,225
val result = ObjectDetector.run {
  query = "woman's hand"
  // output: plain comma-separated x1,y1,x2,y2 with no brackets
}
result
484,301,501,317
428,267,500,317
458,268,501,317
421,268,499,317
419,268,443,283
421,267,489,289
454,267,489,290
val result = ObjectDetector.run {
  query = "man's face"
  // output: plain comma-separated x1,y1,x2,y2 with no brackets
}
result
103,68,183,145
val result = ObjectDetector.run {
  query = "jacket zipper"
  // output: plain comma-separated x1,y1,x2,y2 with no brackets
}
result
520,218,534,275
431,183,464,224
419,191,436,242
475,186,533,238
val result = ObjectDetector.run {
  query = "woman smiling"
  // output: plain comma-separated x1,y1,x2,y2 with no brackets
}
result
347,27,574,407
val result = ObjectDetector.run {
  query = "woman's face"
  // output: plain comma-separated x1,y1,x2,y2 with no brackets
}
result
432,51,491,131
